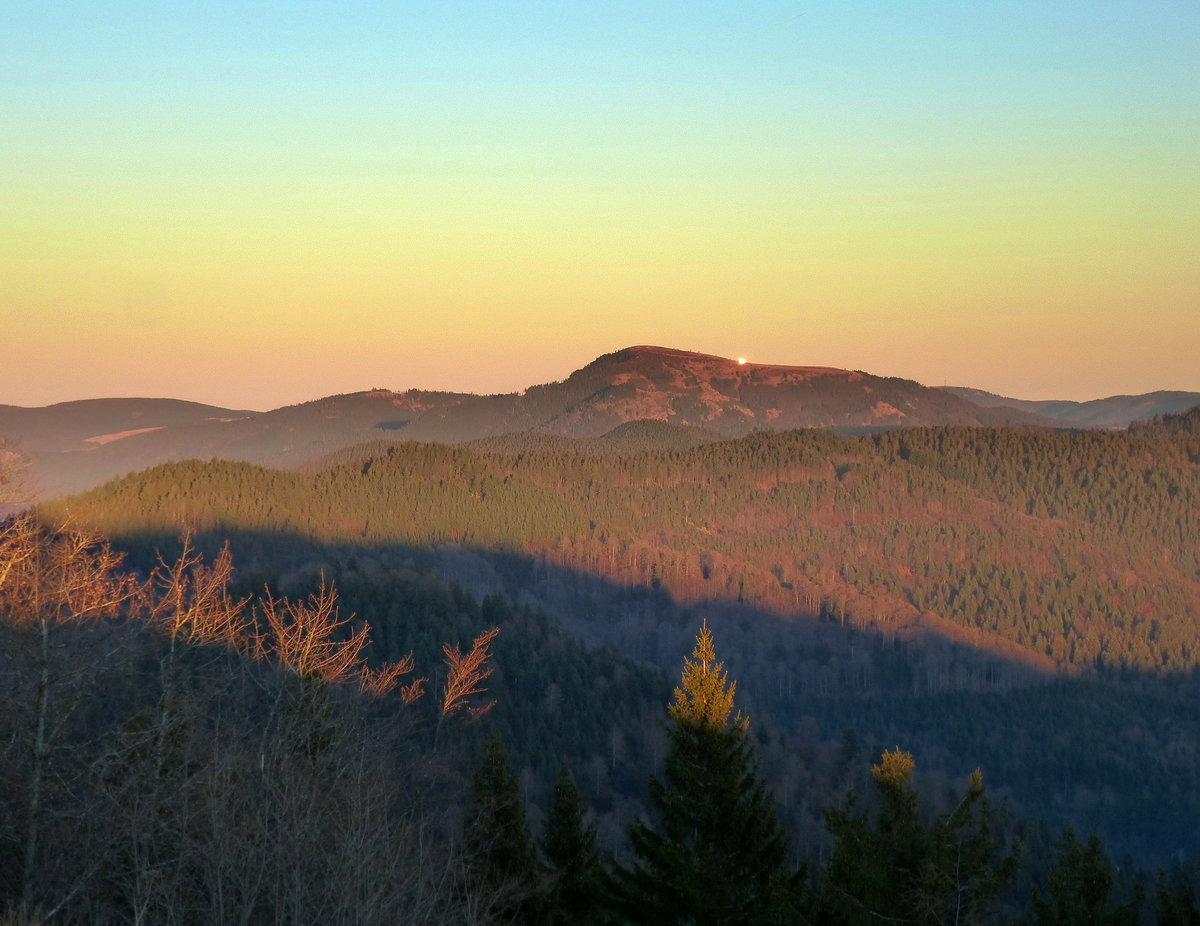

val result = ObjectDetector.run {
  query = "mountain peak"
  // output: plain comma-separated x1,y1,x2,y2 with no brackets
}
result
492,344,1027,439
597,345,847,378
614,344,729,361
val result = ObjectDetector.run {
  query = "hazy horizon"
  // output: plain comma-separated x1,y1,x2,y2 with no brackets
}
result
4,1,1196,409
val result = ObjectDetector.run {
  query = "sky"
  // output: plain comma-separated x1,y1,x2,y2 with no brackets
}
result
2,0,1197,410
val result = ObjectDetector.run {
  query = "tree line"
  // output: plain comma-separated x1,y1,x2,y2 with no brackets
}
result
448,623,1200,925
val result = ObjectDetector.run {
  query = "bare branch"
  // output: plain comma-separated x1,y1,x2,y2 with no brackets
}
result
259,577,372,685
360,652,426,700
147,535,251,650
439,628,499,720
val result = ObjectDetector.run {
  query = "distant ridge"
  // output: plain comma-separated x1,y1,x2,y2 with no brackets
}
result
0,398,259,454
2,345,1182,502
938,386,1200,429
5,390,469,501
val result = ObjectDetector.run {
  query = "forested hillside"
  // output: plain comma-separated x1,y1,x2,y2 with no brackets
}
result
1131,404,1200,437
50,426,1200,674
32,425,1200,871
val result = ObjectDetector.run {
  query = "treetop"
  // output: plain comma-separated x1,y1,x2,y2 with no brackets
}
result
669,619,748,730
871,747,915,786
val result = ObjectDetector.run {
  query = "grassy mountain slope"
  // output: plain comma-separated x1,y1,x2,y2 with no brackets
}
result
7,346,1069,503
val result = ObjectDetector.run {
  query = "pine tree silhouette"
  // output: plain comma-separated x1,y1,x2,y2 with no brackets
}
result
610,621,804,925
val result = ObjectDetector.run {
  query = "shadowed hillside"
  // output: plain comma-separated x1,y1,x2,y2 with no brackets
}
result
31,469,1200,868
14,422,1200,883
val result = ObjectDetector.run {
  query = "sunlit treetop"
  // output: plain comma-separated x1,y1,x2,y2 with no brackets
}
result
871,747,916,786
669,620,748,730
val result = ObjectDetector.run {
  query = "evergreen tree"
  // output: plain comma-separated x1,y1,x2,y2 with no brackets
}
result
542,765,604,926
817,748,1016,926
610,621,804,925
1029,828,1141,926
463,732,542,923
1154,867,1200,926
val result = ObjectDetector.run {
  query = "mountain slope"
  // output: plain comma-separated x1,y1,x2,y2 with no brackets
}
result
46,425,1200,676
34,424,1200,865
1129,404,1200,436
401,346,1054,441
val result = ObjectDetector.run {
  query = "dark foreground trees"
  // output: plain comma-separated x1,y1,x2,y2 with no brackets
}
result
463,732,543,923
5,492,1199,924
542,765,604,926
816,747,1017,925
610,621,805,925
1028,828,1141,926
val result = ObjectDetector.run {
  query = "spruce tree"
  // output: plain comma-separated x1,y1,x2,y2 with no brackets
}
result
610,621,803,925
1029,828,1141,926
1154,867,1200,926
817,748,1016,926
542,765,603,926
463,732,542,922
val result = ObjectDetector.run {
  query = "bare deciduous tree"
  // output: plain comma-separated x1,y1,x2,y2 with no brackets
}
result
0,517,139,920
146,535,250,650
1,513,505,924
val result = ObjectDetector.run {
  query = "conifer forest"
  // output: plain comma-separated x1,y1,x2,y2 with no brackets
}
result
3,422,1200,923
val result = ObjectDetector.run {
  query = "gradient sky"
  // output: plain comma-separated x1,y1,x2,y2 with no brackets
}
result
2,0,1197,410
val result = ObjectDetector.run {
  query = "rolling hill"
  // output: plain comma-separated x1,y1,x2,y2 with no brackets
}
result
45,425,1200,677
0,398,258,453
8,390,471,501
